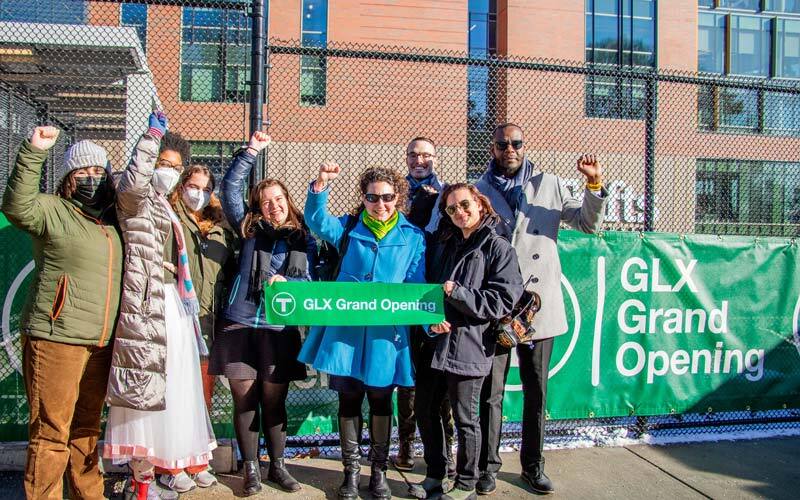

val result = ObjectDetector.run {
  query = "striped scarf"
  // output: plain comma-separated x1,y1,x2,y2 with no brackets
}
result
157,196,208,356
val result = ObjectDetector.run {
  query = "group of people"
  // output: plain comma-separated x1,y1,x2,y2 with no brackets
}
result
2,112,608,500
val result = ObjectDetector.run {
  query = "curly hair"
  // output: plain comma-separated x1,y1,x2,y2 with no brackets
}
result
168,165,227,236
159,131,191,166
436,183,496,236
241,178,305,238
349,166,408,216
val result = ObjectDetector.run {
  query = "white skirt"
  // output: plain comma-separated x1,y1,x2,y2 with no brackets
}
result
103,284,217,469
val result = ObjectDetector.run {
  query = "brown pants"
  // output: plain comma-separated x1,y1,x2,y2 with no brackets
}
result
23,337,112,500
155,359,215,477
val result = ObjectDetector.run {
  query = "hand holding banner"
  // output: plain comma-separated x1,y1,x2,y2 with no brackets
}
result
264,281,445,326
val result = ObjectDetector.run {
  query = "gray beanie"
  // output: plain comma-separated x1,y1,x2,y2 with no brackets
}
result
63,140,109,174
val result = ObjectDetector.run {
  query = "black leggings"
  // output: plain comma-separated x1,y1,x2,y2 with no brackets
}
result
229,378,290,461
338,388,393,418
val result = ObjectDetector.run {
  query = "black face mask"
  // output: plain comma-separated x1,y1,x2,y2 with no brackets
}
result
73,175,108,207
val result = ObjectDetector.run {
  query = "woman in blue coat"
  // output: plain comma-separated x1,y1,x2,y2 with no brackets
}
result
299,161,426,500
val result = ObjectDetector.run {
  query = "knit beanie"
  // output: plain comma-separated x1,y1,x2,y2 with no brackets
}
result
63,140,109,175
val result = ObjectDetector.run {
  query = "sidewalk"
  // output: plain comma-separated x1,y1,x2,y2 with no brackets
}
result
0,436,796,498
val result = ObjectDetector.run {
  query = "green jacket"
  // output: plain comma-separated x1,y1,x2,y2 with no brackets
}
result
1,141,123,347
175,199,236,349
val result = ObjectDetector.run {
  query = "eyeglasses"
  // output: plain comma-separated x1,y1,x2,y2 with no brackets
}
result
156,159,182,170
445,199,473,216
407,152,435,161
364,193,397,203
494,140,524,151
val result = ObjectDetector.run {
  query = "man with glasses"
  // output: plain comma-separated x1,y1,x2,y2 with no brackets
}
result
395,137,457,482
472,123,608,495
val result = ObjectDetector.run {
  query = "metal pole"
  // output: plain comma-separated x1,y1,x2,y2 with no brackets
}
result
248,0,266,184
643,73,657,232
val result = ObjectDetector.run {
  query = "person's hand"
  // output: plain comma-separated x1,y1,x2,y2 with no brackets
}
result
314,161,342,192
577,154,601,185
430,320,451,334
148,111,168,140
443,281,456,296
247,131,272,155
420,184,438,195
29,126,60,151
268,274,287,285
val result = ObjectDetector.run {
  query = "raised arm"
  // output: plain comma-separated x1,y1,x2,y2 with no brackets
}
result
561,154,609,234
116,112,166,217
304,161,348,246
1,127,61,237
221,131,271,231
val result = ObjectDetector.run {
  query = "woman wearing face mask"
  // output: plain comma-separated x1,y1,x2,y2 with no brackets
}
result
411,183,522,500
208,130,315,496
1,127,121,499
103,112,216,500
299,163,426,500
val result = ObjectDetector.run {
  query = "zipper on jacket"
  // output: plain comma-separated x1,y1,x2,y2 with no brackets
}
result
49,273,69,322
73,207,114,347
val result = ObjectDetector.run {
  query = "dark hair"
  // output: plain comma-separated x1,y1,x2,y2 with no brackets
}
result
436,183,496,237
241,178,305,238
168,164,227,236
493,123,523,137
57,168,115,203
350,166,408,215
159,131,191,166
406,136,436,151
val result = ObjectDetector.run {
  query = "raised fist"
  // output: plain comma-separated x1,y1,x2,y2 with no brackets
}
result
576,154,602,185
30,126,60,151
318,161,342,183
147,111,168,139
248,130,272,153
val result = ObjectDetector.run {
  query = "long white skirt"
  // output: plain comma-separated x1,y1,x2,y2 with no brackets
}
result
103,283,217,469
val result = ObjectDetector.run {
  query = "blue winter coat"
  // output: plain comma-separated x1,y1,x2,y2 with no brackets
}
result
298,186,426,388
220,150,317,329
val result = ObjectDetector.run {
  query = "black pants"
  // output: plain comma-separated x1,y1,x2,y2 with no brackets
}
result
478,348,511,474
416,370,483,490
517,337,554,472
399,336,455,446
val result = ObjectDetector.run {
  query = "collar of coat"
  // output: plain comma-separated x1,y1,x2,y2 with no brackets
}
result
346,210,420,247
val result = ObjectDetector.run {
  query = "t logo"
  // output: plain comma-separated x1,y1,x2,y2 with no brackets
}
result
271,292,296,317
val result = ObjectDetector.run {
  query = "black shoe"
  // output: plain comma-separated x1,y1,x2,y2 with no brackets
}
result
442,487,478,500
241,460,262,497
476,471,497,495
392,439,415,471
368,415,392,499
409,477,448,499
267,458,301,492
338,416,362,500
521,468,554,494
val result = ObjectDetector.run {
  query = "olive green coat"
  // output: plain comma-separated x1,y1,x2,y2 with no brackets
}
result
1,141,123,347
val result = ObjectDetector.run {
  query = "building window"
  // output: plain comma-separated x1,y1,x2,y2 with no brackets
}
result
696,159,800,236
699,0,715,8
764,90,800,133
698,12,726,73
121,3,147,52
300,0,328,106
467,0,497,181
776,18,800,77
718,0,760,10
0,0,85,24
180,5,252,103
729,15,772,76
766,0,800,13
585,0,657,120
190,141,241,185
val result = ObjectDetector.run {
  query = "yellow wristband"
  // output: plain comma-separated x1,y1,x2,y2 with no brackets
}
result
586,181,602,191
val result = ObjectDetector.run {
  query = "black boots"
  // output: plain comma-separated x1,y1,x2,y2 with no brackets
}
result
368,415,392,499
521,460,554,494
338,416,362,499
268,458,301,492
241,460,262,496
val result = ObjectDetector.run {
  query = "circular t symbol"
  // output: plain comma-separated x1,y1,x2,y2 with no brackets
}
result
271,292,296,317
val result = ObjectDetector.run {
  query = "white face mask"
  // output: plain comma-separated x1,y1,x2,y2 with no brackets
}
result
182,187,211,212
151,167,180,195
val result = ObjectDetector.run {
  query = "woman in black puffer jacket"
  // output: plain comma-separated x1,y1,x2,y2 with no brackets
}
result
412,183,523,500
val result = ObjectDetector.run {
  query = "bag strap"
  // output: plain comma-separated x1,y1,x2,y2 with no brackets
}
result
331,214,359,280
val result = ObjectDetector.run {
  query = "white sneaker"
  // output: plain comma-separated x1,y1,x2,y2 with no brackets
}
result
158,471,197,493
193,469,218,488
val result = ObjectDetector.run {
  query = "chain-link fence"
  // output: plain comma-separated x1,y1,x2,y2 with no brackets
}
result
1,0,799,454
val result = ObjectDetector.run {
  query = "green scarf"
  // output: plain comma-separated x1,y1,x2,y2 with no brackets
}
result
361,209,399,241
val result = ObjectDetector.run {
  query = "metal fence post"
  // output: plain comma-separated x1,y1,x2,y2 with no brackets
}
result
248,0,267,184
644,72,657,232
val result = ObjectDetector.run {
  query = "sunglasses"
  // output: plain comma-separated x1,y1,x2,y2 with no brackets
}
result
494,140,524,150
364,193,397,203
445,199,473,216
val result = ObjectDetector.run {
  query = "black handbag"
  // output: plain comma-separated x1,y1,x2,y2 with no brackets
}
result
496,276,542,348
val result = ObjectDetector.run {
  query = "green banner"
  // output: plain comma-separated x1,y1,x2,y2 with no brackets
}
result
263,281,445,326
502,231,800,420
